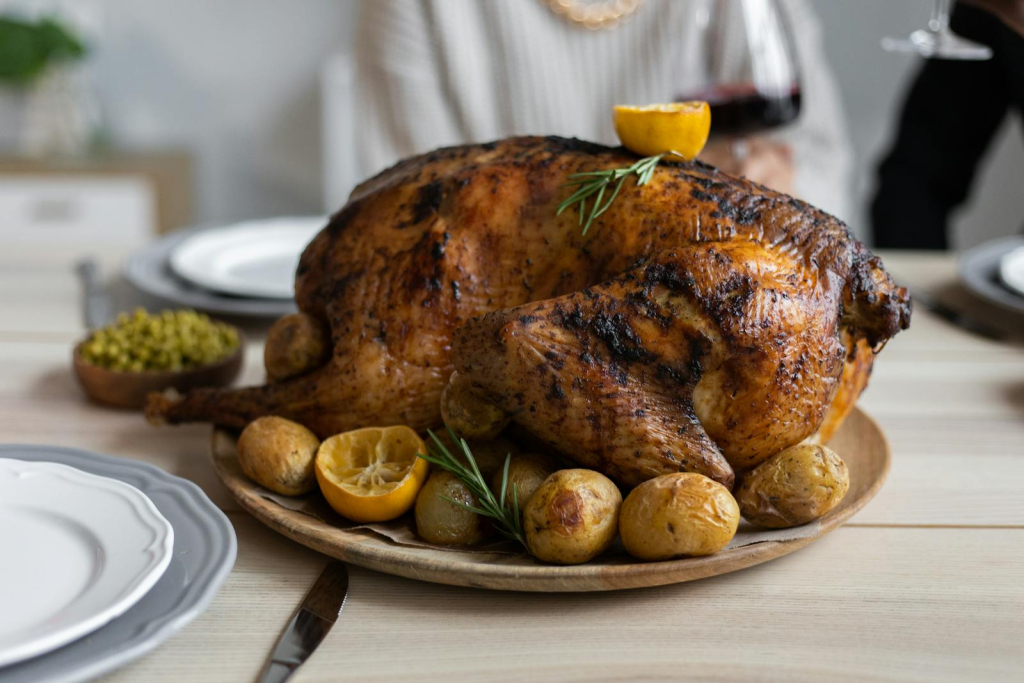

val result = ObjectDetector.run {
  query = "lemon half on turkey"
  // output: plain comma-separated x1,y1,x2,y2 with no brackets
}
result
613,102,711,160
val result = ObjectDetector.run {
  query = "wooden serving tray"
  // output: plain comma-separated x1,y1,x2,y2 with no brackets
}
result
211,408,889,592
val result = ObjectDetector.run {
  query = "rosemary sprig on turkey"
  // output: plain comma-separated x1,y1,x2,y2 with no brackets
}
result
559,101,713,235
557,153,668,236
419,427,527,548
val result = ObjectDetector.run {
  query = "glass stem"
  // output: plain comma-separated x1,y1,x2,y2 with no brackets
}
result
929,0,950,33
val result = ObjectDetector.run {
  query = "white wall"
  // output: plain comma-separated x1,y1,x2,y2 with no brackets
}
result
78,0,354,225
3,0,1020,247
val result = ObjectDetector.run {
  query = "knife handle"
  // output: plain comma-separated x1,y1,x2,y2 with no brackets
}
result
75,258,113,329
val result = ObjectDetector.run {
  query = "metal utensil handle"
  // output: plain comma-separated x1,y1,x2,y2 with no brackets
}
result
75,258,113,329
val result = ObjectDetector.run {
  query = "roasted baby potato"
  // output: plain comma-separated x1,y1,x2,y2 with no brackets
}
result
619,473,739,560
735,443,850,529
415,471,491,545
491,453,554,509
524,469,622,565
237,416,320,495
441,371,510,440
264,313,330,382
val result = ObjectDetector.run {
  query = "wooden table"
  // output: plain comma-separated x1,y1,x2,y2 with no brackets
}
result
2,244,1023,682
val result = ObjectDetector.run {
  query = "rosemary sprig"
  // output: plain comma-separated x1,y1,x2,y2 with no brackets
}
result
557,152,675,236
418,426,527,548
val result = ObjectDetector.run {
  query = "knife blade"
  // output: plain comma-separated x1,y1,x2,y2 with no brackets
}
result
256,561,349,683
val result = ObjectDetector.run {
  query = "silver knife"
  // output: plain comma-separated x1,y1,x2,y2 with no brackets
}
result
256,561,349,683
75,258,114,329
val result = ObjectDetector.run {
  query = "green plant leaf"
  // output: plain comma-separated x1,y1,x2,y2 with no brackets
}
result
0,15,87,86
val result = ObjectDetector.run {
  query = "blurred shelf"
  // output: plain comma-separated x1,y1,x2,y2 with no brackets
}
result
0,150,194,242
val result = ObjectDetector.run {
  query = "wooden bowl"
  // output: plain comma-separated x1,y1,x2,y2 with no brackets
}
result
72,333,245,410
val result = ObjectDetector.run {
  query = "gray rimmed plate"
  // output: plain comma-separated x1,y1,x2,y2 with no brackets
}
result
124,228,298,319
0,445,236,683
959,236,1024,316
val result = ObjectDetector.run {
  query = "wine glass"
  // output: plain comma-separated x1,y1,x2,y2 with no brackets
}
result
882,0,992,60
676,0,802,141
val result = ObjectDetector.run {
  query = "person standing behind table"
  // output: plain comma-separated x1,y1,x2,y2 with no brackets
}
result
871,1,1024,250
353,0,853,221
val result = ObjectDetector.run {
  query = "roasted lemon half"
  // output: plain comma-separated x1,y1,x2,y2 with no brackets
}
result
613,101,711,160
315,426,429,522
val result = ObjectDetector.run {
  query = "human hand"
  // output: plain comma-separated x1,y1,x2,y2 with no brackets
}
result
699,137,795,195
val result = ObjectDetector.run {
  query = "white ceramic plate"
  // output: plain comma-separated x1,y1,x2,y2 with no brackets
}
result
0,445,235,683
124,229,297,319
0,459,174,668
998,244,1024,298
169,216,325,300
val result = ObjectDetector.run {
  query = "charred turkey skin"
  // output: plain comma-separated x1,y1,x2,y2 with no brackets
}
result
148,136,910,487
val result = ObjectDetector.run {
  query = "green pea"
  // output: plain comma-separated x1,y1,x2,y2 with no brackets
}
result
80,308,239,372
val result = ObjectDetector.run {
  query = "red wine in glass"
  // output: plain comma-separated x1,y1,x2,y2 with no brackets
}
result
679,83,802,136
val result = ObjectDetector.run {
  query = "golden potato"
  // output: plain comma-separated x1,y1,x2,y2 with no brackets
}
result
524,469,622,565
237,416,320,495
735,443,850,529
415,471,491,545
264,313,329,382
619,473,739,560
491,454,554,510
441,371,510,440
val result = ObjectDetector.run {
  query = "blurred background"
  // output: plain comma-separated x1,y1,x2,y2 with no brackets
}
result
0,0,1021,248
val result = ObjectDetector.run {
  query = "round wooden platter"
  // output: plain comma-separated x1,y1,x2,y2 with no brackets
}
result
211,408,889,592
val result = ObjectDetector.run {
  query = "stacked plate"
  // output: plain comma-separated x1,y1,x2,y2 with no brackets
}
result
126,216,326,318
959,236,1024,316
0,446,235,683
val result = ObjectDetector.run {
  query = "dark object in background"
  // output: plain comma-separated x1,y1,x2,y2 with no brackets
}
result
871,4,1024,250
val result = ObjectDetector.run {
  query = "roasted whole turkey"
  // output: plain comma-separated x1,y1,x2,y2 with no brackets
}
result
148,136,910,488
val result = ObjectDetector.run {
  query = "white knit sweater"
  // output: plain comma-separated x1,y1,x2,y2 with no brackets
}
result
354,0,852,220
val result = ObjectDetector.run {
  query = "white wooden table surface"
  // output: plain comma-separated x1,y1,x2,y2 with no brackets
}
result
1,243,1023,683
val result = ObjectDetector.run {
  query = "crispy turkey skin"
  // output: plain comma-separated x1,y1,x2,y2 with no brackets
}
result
148,136,910,487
